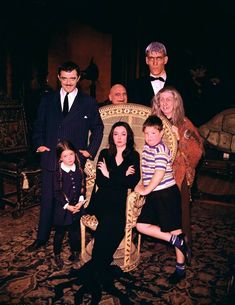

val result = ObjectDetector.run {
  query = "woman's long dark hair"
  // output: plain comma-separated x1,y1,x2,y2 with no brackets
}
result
108,121,135,158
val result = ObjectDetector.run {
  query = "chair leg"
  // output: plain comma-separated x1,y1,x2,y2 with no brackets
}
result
11,174,24,218
123,227,132,270
0,177,5,209
122,227,142,272
80,220,86,260
137,233,141,255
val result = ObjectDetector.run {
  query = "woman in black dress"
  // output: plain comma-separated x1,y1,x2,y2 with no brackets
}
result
86,121,141,277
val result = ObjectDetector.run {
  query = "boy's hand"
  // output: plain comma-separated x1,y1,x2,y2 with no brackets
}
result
135,184,149,196
135,184,145,194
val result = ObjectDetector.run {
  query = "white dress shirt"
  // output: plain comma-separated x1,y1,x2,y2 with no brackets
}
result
150,73,166,95
60,88,78,112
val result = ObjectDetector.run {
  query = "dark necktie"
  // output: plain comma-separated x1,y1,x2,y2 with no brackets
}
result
63,93,69,117
149,76,165,82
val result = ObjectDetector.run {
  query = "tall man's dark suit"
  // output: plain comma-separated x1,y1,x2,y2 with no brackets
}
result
127,74,194,119
33,90,104,243
128,76,157,107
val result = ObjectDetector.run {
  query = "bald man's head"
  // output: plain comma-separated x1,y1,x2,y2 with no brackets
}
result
109,84,128,105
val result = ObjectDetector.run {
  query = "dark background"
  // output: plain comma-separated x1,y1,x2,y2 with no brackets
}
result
1,0,235,126
1,0,235,77
1,0,235,70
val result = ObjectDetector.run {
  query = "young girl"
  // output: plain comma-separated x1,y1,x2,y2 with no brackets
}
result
53,140,86,269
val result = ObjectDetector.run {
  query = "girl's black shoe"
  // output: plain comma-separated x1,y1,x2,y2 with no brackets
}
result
69,251,80,262
55,254,64,269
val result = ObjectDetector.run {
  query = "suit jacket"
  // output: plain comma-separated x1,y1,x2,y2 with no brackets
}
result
127,76,155,106
127,74,192,109
33,89,104,170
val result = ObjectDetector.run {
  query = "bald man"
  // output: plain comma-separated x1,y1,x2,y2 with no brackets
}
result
99,84,128,107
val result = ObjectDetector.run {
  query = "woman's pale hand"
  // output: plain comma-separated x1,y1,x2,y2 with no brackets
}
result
126,165,135,176
97,158,109,178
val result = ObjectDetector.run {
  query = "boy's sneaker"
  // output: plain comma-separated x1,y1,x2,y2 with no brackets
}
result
168,269,186,284
178,233,191,265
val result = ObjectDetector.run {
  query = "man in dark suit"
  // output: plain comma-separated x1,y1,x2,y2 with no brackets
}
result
27,61,104,251
127,42,193,112
128,42,168,107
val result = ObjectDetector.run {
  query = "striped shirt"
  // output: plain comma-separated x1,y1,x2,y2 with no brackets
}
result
142,141,176,191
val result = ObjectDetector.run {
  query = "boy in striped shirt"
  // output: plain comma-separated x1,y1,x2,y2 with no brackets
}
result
135,115,190,284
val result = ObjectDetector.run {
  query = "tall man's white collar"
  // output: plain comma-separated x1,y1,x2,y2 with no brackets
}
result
150,72,166,81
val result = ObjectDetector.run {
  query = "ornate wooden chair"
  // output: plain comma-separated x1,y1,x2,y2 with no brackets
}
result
81,103,177,272
0,102,42,218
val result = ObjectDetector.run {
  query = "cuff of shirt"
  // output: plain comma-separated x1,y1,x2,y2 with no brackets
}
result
79,195,84,202
63,203,69,210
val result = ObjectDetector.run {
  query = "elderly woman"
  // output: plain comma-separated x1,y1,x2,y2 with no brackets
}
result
151,86,204,245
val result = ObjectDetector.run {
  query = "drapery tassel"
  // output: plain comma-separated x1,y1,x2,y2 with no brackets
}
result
22,172,29,189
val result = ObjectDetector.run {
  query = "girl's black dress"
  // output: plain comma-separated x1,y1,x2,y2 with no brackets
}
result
53,167,85,226
53,166,85,255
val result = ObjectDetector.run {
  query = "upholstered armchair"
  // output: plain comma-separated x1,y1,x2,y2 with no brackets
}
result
81,103,177,272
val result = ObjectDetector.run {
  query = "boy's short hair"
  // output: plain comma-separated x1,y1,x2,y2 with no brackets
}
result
143,115,163,131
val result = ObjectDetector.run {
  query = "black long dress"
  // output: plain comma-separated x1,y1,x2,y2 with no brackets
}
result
87,148,140,271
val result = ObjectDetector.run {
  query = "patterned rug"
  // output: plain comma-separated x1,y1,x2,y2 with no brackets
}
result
0,201,235,305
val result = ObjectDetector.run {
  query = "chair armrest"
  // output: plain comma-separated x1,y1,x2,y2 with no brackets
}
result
81,214,98,231
84,159,96,182
81,191,145,233
84,159,96,208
